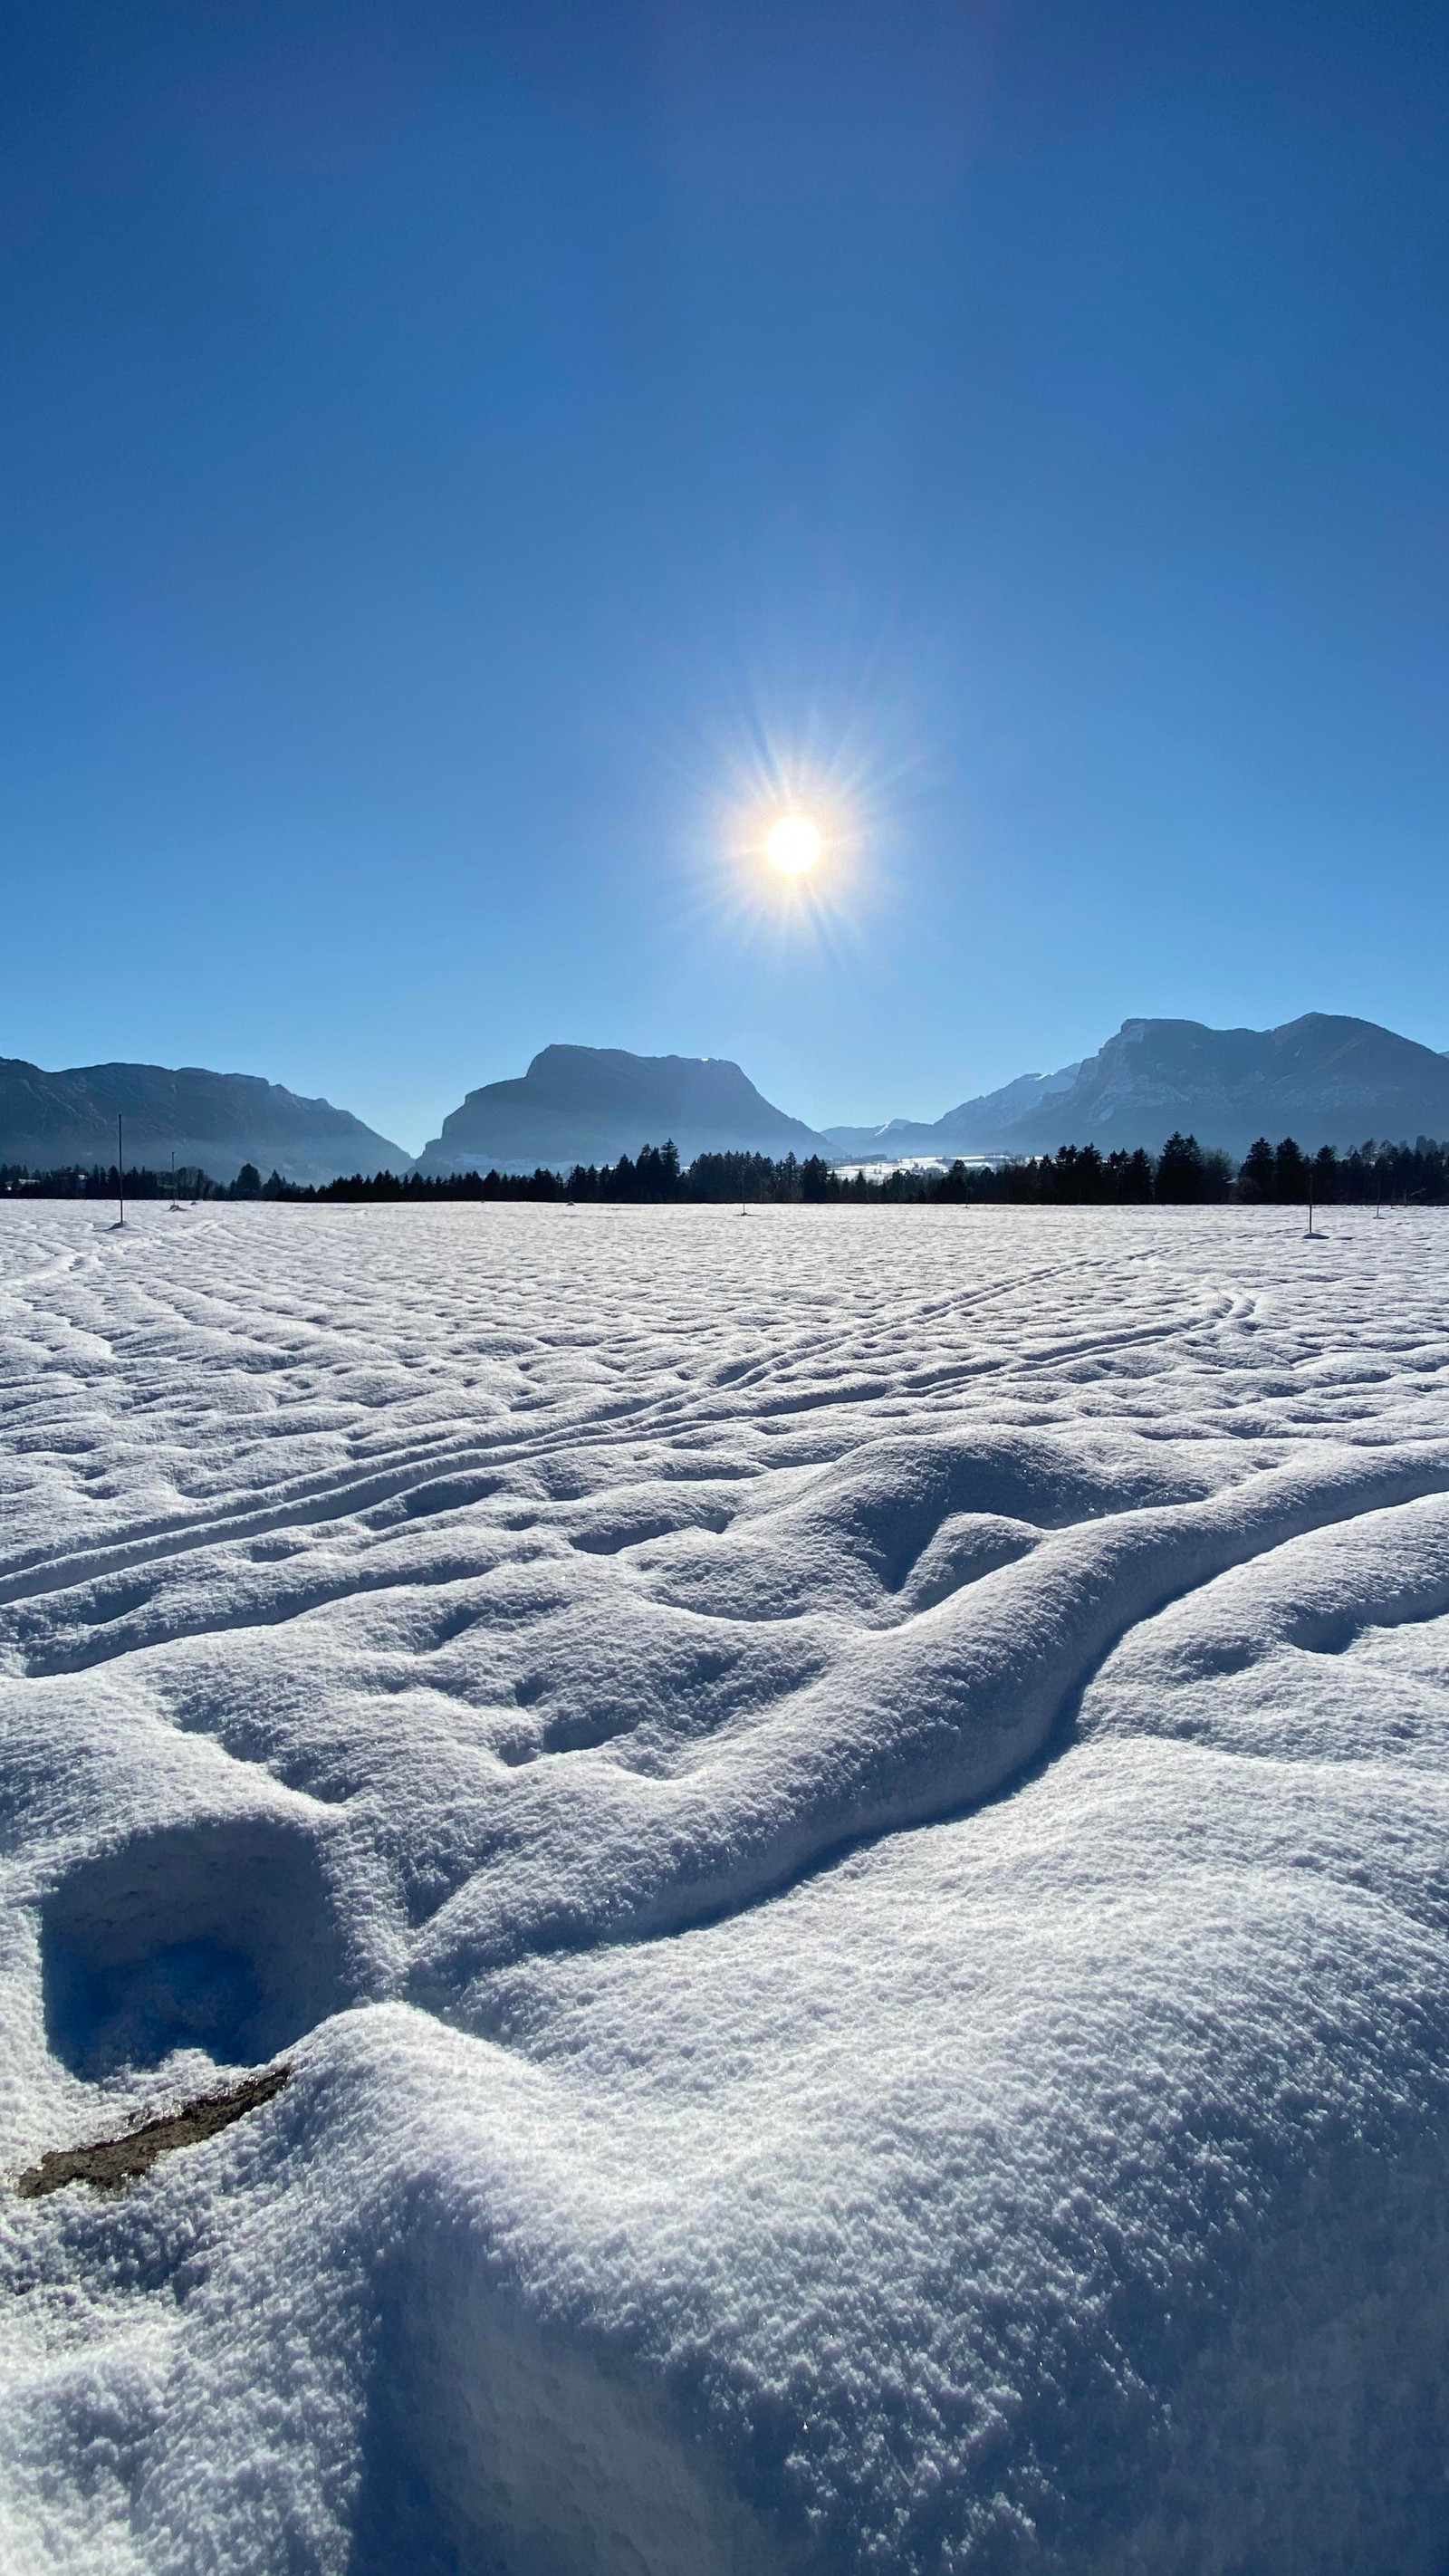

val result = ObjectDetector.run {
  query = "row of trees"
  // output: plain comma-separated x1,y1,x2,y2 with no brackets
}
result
6,1133,1449,1206
1234,1136,1449,1204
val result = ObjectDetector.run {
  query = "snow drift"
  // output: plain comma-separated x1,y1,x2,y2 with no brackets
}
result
3,1199,1449,2572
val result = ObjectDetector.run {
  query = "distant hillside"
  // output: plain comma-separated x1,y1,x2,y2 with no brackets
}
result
0,1058,412,1185
826,1015,1449,1160
824,1064,1085,1160
418,1045,827,1174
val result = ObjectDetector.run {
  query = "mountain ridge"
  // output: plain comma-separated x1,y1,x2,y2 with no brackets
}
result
7,1014,1449,1187
825,1014,1449,1160
0,1057,411,1185
417,1043,827,1175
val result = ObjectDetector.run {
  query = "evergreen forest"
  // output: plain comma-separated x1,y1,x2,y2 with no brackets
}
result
6,1133,1449,1206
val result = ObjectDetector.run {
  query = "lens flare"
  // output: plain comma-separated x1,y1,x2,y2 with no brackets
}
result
765,815,821,876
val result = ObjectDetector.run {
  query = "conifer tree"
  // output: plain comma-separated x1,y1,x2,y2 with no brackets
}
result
1240,1139,1275,1202
1155,1133,1206,1202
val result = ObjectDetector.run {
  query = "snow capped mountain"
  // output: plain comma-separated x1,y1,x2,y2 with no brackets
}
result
827,1014,1449,1160
417,1043,828,1174
824,1063,1084,1159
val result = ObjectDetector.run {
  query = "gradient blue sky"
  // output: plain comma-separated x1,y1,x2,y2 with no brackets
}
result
4,0,1448,1151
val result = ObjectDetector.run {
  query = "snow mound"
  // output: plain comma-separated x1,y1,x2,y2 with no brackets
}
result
3,1202,1449,2571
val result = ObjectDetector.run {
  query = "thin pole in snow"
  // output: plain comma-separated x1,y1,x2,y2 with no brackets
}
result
117,1115,124,1228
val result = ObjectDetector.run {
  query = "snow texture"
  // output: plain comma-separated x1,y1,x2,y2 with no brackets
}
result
3,1200,1449,2573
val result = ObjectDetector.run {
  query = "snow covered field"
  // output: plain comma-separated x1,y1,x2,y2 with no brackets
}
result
4,1197,1449,2575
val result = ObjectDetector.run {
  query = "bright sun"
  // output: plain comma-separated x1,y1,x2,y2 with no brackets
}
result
765,814,821,876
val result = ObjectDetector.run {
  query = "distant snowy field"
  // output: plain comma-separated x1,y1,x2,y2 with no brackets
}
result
4,1199,1449,2575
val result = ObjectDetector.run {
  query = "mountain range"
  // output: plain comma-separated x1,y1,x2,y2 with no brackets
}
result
0,1058,410,1186
5,1015,1449,1185
824,1014,1449,1161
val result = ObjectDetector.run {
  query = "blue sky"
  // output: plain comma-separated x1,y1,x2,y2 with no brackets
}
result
4,0,1448,1152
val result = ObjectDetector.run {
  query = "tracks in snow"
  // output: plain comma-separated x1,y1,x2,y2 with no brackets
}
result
10,1204,1449,2018
406,1442,1449,2002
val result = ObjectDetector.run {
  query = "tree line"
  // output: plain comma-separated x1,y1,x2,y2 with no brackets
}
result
5,1132,1449,1205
